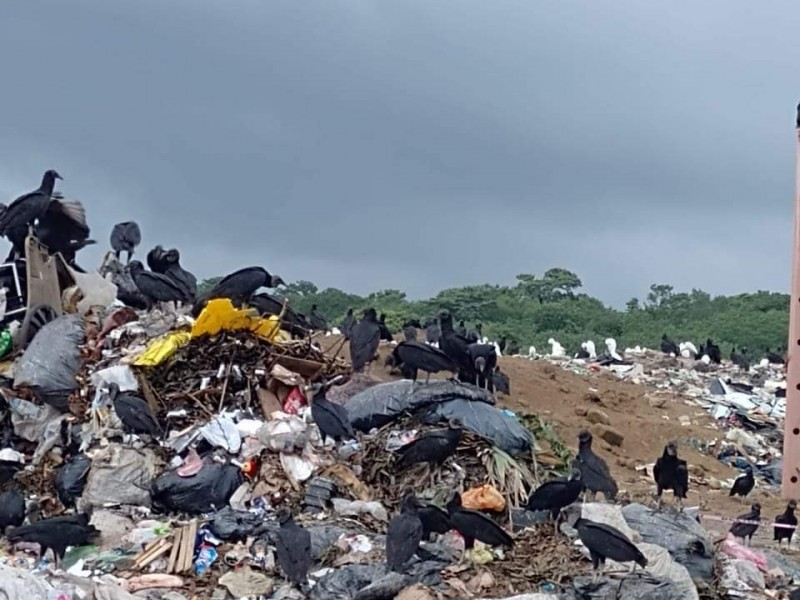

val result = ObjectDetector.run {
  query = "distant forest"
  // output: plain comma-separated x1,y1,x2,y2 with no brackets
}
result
198,268,789,357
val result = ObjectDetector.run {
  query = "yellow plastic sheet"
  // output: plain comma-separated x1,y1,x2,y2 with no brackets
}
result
133,331,191,367
190,298,291,343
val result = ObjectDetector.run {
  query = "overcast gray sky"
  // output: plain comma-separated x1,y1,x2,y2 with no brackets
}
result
0,1,797,306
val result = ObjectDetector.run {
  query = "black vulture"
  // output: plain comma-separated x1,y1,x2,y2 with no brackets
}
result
506,339,520,355
0,459,24,485
7,513,99,569
129,260,187,306
146,245,169,273
526,468,583,534
775,500,797,546
34,196,94,265
424,317,441,346
250,292,311,337
456,320,467,337
390,341,457,383
394,420,462,472
571,430,618,502
310,389,354,444
705,338,722,364
275,507,312,587
417,499,452,540
468,343,497,392
492,367,510,395
378,313,393,341
565,508,647,581
447,491,514,561
730,503,761,545
108,262,149,309
438,310,476,384
0,169,62,259
0,485,25,531
660,334,679,356
575,347,590,359
402,322,417,342
192,266,285,316
108,382,161,438
653,441,688,510
729,466,755,502
309,304,328,331
110,221,142,263
340,308,355,339
386,491,424,572
162,248,197,302
349,308,381,372
766,347,785,365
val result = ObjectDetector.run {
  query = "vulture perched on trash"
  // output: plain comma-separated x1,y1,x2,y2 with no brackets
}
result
308,304,328,331
249,292,310,336
416,498,452,540
564,507,647,581
388,341,457,383
340,308,356,340
468,343,497,392
660,334,679,356
192,266,285,316
0,485,25,531
34,194,95,266
0,169,62,259
394,420,462,472
571,430,618,502
447,491,514,561
730,502,761,545
349,308,381,372
653,441,689,509
110,221,142,263
310,388,354,444
386,491,424,572
146,245,169,273
7,512,99,569
108,382,161,438
527,468,584,534
129,260,187,306
162,248,197,302
275,507,312,587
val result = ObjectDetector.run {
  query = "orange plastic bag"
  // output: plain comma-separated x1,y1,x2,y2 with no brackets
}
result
461,484,506,512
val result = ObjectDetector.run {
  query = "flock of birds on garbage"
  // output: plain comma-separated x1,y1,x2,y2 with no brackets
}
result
0,169,796,590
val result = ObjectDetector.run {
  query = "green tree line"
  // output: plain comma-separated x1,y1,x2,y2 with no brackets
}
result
198,268,789,357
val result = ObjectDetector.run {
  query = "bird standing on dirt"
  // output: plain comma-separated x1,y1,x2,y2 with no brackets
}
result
377,313,393,341
424,317,441,347
527,468,584,534
389,341,457,384
110,221,142,263
308,304,328,331
765,347,785,365
729,466,755,502
386,491,424,572
774,500,797,546
564,506,647,582
439,310,476,384
310,388,354,445
7,512,99,569
660,334,679,356
0,169,63,259
653,441,689,510
129,260,187,308
447,491,514,562
468,343,497,392
349,308,381,372
275,507,312,587
492,367,510,395
730,503,761,545
571,430,618,502
108,382,161,439
705,338,722,364
340,308,356,339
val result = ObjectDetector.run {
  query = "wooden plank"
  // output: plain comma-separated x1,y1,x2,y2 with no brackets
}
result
167,527,181,573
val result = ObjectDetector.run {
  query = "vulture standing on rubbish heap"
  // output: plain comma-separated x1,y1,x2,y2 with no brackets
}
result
571,430,618,502
395,420,462,473
349,308,381,372
378,313,393,341
34,194,95,267
310,388,354,444
730,502,761,545
705,338,722,364
0,485,25,531
386,491,424,572
146,245,169,273
275,507,312,587
653,441,689,510
660,334,679,356
128,260,187,307
340,308,356,339
108,382,161,439
0,459,24,486
493,366,510,395
527,468,584,534
389,341,457,384
564,506,647,581
766,347,786,365
775,500,797,546
468,343,497,392
110,221,142,263
7,512,99,569
250,292,310,337
309,304,328,331
729,466,755,501
0,169,62,259
193,266,285,316
439,310,476,384
162,248,197,302
447,491,514,561
416,498,452,540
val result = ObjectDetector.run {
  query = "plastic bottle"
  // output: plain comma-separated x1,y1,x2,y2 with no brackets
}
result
194,545,218,575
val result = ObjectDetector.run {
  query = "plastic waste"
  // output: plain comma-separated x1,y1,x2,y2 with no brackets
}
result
564,575,686,600
280,453,314,485
191,298,290,341
132,331,191,367
719,558,766,594
283,386,306,414
218,568,274,597
331,498,388,522
9,398,62,443
14,314,84,411
55,454,91,508
194,545,218,575
720,537,768,570
89,365,139,392
0,328,11,359
462,484,506,512
256,416,309,453
82,446,157,508
198,415,241,453
209,507,267,541
150,462,244,514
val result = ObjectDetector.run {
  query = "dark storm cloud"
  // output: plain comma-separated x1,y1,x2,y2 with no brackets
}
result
0,0,796,306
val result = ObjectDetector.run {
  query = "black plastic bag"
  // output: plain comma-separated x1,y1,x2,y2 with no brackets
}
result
209,507,268,541
55,453,91,507
150,462,244,514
